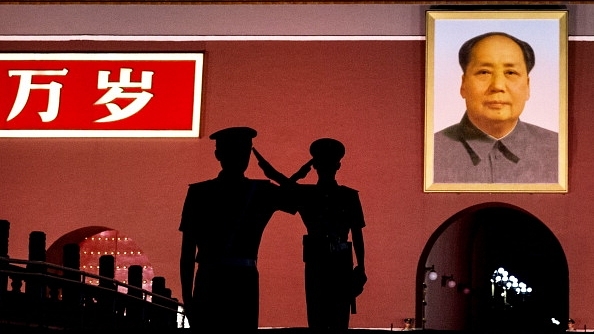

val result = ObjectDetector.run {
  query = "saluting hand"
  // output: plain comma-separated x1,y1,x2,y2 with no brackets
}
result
252,147,289,185
290,159,313,182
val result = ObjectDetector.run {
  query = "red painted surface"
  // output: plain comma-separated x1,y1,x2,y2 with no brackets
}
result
0,40,593,329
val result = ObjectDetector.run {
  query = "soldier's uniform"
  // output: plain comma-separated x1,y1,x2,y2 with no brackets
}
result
179,127,294,332
294,138,366,332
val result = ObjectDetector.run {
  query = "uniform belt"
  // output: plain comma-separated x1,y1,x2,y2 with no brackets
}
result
332,242,351,252
201,257,257,267
224,258,256,267
303,235,350,251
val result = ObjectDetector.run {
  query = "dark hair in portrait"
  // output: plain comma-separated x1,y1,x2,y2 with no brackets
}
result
458,31,536,74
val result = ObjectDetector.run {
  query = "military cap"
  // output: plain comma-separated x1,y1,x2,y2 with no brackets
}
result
209,127,257,147
309,138,345,162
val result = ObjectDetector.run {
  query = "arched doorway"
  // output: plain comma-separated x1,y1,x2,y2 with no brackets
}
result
46,226,155,294
415,202,568,332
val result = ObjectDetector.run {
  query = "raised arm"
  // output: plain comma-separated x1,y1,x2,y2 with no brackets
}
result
252,147,312,185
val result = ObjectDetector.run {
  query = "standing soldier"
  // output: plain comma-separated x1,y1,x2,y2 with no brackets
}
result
178,126,295,333
254,138,367,332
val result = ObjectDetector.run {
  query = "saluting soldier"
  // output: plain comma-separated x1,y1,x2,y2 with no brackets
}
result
254,138,367,332
178,126,294,332
298,138,367,332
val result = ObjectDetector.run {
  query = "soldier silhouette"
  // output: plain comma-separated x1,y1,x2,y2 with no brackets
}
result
254,138,367,333
178,126,297,332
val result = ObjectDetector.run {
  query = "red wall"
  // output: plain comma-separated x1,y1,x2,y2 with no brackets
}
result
1,39,594,329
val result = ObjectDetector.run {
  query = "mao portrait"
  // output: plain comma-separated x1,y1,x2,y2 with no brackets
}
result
424,11,568,193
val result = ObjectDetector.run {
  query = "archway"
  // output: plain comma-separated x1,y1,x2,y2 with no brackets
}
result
46,226,155,294
415,202,568,332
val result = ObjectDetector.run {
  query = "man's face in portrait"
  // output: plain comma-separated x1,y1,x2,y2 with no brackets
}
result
460,35,531,138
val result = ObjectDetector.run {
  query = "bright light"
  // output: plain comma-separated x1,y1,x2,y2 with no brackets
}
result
491,267,532,295
428,271,438,281
447,279,456,288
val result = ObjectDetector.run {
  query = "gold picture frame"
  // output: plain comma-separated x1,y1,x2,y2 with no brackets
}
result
424,10,568,193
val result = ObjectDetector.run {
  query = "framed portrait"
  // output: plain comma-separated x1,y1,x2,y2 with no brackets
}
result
424,10,568,193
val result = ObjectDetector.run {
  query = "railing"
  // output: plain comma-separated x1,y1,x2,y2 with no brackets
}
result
0,256,186,331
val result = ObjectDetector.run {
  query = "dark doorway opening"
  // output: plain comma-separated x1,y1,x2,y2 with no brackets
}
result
415,202,568,333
